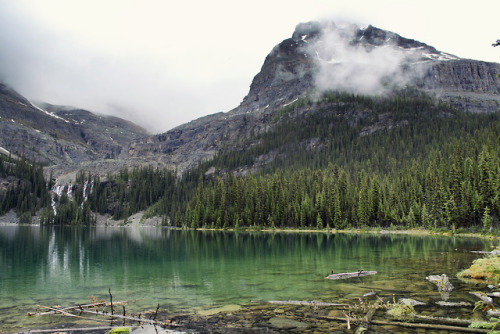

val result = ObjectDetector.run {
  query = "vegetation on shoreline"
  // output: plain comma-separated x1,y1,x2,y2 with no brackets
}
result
458,248,500,284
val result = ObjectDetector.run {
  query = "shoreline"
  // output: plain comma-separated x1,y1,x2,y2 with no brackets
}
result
192,226,500,242
1,209,498,241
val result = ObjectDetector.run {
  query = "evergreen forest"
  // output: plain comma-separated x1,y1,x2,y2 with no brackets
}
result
1,90,499,232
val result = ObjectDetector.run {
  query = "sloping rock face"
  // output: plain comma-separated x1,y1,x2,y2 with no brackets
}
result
418,60,500,112
127,111,259,173
422,60,500,93
0,83,148,165
42,103,149,159
236,34,315,114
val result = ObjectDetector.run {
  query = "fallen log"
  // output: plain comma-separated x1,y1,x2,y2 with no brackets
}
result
318,307,473,327
251,300,349,307
370,319,489,333
35,303,179,328
413,314,472,327
326,270,377,280
436,301,472,307
27,326,135,333
319,316,489,333
354,300,381,334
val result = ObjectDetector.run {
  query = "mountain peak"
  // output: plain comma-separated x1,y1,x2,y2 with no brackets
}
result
236,20,497,115
291,21,438,53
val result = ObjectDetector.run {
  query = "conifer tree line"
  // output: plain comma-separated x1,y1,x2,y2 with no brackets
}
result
178,91,500,231
1,90,499,231
181,142,499,231
0,156,52,223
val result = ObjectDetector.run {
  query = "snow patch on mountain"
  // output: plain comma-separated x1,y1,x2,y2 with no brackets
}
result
30,102,71,123
0,146,10,156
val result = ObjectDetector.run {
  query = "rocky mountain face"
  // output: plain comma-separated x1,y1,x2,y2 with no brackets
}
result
120,22,500,175
0,83,148,167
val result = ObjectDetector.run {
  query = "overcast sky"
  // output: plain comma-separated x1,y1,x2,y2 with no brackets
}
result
0,0,498,133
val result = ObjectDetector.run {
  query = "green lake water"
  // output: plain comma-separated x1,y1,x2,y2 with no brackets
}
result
0,225,495,332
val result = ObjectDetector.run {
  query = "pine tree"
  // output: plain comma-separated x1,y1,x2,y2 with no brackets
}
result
316,212,323,229
482,206,492,232
421,204,430,229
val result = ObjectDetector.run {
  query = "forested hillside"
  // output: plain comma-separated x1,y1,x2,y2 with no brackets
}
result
30,90,498,232
1,89,498,231
178,91,500,231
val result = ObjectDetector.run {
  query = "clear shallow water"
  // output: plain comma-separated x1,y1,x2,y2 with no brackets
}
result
0,225,495,332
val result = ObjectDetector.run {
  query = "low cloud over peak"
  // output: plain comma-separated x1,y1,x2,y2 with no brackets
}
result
300,22,437,96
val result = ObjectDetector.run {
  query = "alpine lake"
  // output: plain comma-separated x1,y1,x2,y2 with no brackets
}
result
0,224,497,333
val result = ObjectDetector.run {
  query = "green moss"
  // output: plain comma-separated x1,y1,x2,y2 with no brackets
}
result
469,319,500,332
458,252,500,284
387,303,415,322
108,327,130,334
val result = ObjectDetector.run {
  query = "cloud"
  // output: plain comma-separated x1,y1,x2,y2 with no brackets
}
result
305,22,427,96
0,1,496,134
0,1,266,134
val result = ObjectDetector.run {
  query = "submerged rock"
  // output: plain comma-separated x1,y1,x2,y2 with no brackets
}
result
470,291,493,304
426,274,454,292
268,317,308,330
399,298,427,306
435,301,472,307
196,304,242,316
387,303,416,322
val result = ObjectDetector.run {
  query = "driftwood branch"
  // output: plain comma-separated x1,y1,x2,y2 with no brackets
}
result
371,319,489,333
252,300,349,307
79,308,178,327
319,316,489,333
354,300,381,334
34,305,110,323
33,299,179,329
413,314,472,326
109,288,114,316
326,270,377,280
343,311,351,330
154,303,160,321
27,326,136,333
426,274,454,292
470,291,494,304
30,301,129,317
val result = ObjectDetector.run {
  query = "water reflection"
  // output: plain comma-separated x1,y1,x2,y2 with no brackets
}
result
0,226,495,332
